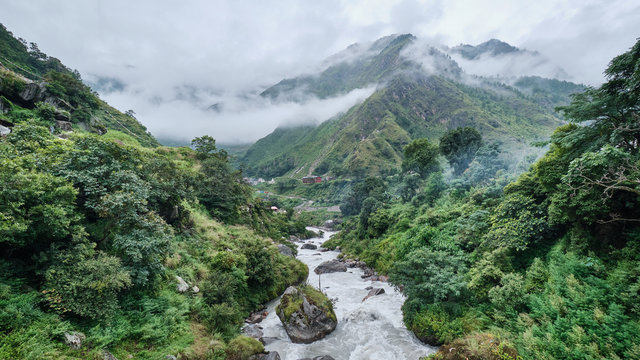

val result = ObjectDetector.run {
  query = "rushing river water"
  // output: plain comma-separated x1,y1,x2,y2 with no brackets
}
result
258,230,437,360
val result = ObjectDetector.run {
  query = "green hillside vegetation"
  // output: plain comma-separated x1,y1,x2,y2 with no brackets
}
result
0,25,313,359
243,73,561,180
512,76,586,111
324,39,640,359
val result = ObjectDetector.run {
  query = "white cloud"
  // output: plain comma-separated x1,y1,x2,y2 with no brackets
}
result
102,86,376,145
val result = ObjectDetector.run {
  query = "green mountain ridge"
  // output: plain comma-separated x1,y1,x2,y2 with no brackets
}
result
242,34,583,180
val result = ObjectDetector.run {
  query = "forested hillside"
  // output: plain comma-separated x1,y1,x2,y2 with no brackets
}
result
324,39,640,359
0,25,311,359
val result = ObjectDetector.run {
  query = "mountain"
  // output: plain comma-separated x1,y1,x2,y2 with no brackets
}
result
261,34,461,101
451,39,521,59
449,39,570,80
241,35,580,179
0,24,157,146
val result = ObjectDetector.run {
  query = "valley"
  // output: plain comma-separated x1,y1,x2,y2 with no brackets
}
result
1,7,639,360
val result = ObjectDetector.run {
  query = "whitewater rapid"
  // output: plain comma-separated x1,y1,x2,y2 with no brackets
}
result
259,229,437,360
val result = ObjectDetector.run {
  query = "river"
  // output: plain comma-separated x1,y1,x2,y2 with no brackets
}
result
257,229,437,360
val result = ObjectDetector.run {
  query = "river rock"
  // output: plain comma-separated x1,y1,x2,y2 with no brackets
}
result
260,336,279,345
246,310,268,324
64,332,86,350
276,286,337,344
323,219,340,230
175,275,189,292
242,324,264,339
301,243,317,250
362,288,385,302
314,260,346,274
249,352,281,360
298,356,336,360
278,244,294,257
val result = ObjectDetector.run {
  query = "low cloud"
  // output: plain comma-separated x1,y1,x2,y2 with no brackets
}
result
102,86,376,145
449,51,570,81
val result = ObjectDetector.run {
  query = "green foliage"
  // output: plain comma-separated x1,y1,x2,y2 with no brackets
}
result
485,193,550,251
225,335,264,360
44,241,131,319
429,333,521,360
0,121,308,357
390,247,468,304
0,151,79,247
340,176,388,216
439,127,483,175
407,304,483,345
423,171,447,205
402,138,440,176
193,135,252,222
549,145,639,226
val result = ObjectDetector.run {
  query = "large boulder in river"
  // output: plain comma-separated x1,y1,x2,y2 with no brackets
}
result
301,243,317,250
276,285,337,344
314,260,347,274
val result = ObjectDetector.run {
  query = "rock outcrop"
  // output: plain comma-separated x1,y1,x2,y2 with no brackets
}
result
242,324,264,339
175,276,189,293
64,332,86,350
314,260,347,275
276,286,337,344
278,244,294,257
362,288,385,302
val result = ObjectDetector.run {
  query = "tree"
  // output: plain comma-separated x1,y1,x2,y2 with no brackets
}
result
390,248,468,304
44,241,131,319
340,176,388,216
192,135,226,161
463,142,507,185
557,38,640,153
549,145,639,226
439,127,483,175
485,193,549,251
402,138,440,177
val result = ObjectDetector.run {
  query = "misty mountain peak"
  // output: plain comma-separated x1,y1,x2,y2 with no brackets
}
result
452,39,520,59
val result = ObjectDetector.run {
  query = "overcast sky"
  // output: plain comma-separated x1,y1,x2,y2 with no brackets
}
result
2,0,639,143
